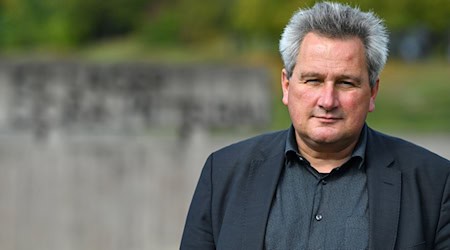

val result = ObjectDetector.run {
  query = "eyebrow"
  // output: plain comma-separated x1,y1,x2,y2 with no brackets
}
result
298,72,323,79
298,72,362,84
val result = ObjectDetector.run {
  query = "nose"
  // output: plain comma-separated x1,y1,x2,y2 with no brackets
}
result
317,83,339,111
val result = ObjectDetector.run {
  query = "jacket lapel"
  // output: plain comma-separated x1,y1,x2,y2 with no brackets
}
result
366,128,402,250
240,134,286,249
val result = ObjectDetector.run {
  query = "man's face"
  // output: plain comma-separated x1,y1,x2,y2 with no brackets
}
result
281,32,378,151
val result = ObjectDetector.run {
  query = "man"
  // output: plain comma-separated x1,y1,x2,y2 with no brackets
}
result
181,2,450,249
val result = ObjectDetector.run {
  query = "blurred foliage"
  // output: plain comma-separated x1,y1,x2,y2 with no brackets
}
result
0,0,148,49
0,0,449,52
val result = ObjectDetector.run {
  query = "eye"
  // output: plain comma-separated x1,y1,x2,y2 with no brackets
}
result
338,81,355,87
304,79,321,84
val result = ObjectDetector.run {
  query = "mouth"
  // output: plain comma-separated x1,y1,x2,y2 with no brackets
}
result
313,116,342,123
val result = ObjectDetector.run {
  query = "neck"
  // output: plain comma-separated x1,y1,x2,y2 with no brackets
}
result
297,137,358,174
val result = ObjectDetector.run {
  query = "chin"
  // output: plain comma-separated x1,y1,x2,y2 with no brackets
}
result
308,129,344,145
310,136,340,145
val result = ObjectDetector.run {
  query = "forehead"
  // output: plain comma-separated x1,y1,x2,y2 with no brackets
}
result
295,32,368,77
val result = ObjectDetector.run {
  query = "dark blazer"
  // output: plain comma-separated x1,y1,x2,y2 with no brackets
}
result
181,127,450,250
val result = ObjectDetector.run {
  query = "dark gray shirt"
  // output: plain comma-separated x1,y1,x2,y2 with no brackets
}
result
265,125,369,250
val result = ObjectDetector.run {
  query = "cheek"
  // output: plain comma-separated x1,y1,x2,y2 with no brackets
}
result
287,90,317,117
290,88,317,105
341,93,371,116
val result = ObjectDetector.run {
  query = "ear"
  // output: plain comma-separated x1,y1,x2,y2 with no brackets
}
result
368,79,379,112
281,69,290,106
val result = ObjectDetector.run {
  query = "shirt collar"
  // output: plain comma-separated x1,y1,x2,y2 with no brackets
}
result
285,124,368,168
285,124,299,157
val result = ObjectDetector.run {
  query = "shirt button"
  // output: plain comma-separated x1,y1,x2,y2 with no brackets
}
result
321,180,327,185
315,214,323,221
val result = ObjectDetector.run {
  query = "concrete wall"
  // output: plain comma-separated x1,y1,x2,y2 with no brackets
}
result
0,61,271,250
0,61,270,138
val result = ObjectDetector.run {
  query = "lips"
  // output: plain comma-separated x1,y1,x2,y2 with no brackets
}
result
313,115,343,122
314,115,341,119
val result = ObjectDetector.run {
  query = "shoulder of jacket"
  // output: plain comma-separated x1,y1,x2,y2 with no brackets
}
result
369,128,450,170
211,129,288,160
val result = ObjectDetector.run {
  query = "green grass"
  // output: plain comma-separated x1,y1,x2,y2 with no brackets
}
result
367,60,450,133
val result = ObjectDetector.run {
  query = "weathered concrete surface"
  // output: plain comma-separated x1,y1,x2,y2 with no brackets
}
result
0,61,272,250
0,130,251,250
0,61,271,137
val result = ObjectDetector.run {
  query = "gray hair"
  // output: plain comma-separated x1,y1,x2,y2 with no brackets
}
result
279,1,389,87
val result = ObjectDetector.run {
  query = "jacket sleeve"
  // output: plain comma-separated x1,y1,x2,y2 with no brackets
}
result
180,154,215,250
434,171,450,249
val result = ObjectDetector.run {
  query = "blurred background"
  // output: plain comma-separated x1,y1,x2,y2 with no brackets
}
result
0,0,448,249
